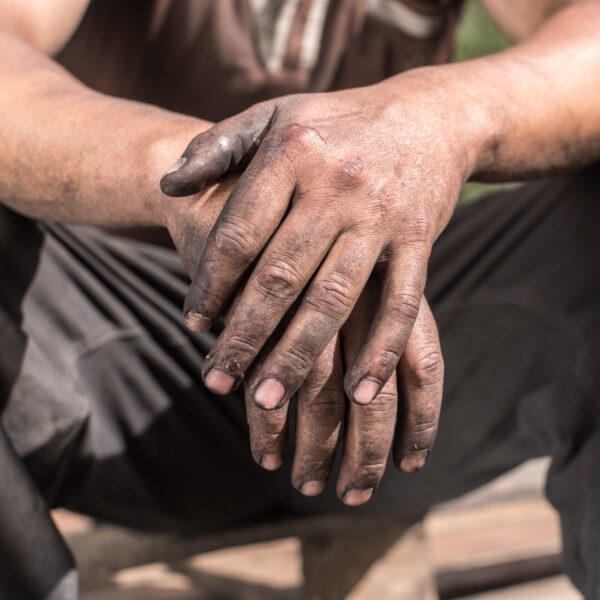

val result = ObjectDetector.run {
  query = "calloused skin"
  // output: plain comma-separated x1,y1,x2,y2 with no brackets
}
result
165,175,444,503
0,16,442,503
161,2,600,502
1,0,600,505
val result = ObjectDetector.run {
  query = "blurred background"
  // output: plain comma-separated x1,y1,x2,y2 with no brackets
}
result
52,2,579,599
455,0,512,205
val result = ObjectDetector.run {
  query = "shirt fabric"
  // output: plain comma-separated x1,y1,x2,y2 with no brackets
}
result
57,0,463,121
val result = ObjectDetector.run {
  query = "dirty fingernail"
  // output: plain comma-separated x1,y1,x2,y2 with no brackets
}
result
261,453,283,471
185,311,213,332
254,378,285,410
400,450,430,473
353,379,379,405
163,156,187,177
204,369,236,395
343,488,374,506
300,480,325,497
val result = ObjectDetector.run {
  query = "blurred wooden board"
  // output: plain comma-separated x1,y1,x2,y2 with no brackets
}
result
455,575,581,600
425,497,562,573
61,458,580,599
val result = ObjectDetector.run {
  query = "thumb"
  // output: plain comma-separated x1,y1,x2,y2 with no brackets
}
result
160,100,276,197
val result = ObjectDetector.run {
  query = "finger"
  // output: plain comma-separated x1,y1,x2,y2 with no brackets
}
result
183,123,330,336
182,133,298,335
160,101,276,197
394,296,444,473
245,323,292,471
291,335,345,497
169,175,240,277
344,241,431,405
246,232,380,410
246,392,289,471
201,200,338,395
337,287,397,506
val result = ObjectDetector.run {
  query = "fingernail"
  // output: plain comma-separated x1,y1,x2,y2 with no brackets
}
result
254,378,285,410
300,480,325,497
400,450,430,473
261,453,282,471
185,311,213,332
353,379,380,405
204,369,236,395
163,156,187,177
343,488,374,506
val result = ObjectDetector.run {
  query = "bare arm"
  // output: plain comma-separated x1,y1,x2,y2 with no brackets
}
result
1,1,427,506
480,0,585,42
154,1,600,498
0,1,214,231
161,0,600,398
0,0,90,55
462,0,600,180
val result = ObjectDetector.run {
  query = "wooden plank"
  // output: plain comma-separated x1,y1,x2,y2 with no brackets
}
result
454,575,581,600
425,498,562,572
437,554,562,599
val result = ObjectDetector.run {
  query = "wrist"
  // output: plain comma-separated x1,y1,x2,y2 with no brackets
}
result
377,63,499,183
145,118,213,228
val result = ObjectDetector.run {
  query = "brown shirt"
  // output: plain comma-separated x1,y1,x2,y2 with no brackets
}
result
57,0,463,122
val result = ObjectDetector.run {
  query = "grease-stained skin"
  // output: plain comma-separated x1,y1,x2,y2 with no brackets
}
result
161,85,459,502
161,1,600,503
164,174,444,503
1,0,600,506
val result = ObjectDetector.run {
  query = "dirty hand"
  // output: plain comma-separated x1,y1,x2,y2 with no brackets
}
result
249,287,443,506
162,158,444,505
160,73,469,452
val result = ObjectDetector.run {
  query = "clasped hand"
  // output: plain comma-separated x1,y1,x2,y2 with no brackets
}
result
161,79,469,504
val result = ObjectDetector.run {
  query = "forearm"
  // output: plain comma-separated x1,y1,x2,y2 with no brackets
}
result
0,26,211,227
381,1,600,181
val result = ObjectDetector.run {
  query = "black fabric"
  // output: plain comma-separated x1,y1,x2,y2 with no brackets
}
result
1,163,599,598
0,209,77,600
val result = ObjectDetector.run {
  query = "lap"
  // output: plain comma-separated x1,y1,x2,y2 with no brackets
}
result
1,162,600,593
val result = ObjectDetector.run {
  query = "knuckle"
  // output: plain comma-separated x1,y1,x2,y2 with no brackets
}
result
402,418,438,449
373,348,402,376
278,124,323,162
400,428,436,459
274,345,315,380
408,349,445,388
332,157,366,191
213,216,261,260
352,410,396,455
410,421,438,436
214,133,233,153
397,207,434,245
360,395,397,423
224,331,260,357
186,136,204,155
301,395,344,420
371,389,397,405
305,272,355,319
408,216,433,243
255,255,304,303
351,463,387,487
387,288,422,324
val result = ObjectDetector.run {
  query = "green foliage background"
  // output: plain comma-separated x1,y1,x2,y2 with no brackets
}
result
454,0,510,61
453,1,512,203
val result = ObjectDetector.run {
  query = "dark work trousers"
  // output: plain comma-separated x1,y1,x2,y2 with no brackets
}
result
1,163,599,599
